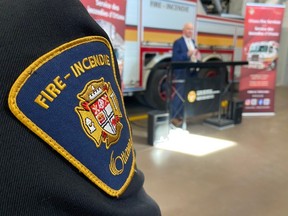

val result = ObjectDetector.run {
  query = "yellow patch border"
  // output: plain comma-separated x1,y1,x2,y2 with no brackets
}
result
8,36,135,197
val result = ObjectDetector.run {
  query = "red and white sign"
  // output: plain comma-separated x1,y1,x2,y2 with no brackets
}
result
80,0,127,76
239,3,284,115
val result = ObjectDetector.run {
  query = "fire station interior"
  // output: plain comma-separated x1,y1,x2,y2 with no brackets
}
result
124,1,288,215
126,86,288,216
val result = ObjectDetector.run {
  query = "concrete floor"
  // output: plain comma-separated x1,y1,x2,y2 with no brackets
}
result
129,86,288,216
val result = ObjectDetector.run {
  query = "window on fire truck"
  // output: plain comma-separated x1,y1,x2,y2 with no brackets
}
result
269,47,273,53
260,46,268,52
200,0,229,14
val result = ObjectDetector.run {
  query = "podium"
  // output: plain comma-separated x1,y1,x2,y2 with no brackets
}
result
167,61,248,129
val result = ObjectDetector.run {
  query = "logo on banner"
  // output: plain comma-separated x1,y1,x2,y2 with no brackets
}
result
249,7,255,15
187,90,197,103
187,89,221,103
75,79,123,149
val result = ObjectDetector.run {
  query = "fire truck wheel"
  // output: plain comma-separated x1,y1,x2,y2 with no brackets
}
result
197,62,228,84
268,61,276,71
144,69,167,110
134,92,150,107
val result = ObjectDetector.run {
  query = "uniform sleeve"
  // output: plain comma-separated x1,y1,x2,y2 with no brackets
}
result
0,0,161,215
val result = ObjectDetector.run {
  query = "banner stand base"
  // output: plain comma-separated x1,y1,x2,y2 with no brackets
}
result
203,117,234,130
242,112,275,117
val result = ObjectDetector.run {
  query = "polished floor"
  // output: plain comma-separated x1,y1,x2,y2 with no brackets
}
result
128,86,288,216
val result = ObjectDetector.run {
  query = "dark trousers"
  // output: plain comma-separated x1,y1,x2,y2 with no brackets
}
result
170,69,197,119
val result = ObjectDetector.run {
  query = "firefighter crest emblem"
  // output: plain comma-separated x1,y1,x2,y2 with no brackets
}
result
75,78,123,149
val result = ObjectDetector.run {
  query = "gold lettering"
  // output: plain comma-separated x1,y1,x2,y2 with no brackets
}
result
70,54,111,78
105,55,110,66
34,76,66,109
73,61,85,77
53,76,66,90
121,148,129,164
109,139,133,176
45,83,60,98
41,90,54,102
71,65,80,77
98,55,104,65
109,151,124,176
88,56,97,68
94,55,102,66
34,95,49,109
82,58,91,70
115,154,124,173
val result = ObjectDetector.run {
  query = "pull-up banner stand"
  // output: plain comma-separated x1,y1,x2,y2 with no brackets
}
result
239,3,285,116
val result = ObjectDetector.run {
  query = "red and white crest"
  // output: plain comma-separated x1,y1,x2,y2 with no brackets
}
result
75,78,123,149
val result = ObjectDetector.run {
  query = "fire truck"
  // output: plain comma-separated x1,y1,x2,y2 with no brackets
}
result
246,40,279,70
81,0,244,110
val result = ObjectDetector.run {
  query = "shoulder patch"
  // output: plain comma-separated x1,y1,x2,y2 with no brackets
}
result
8,36,135,197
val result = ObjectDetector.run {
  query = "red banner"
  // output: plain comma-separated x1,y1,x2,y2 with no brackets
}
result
80,0,127,75
239,3,284,115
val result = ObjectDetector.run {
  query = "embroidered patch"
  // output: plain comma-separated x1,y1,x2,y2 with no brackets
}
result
8,36,135,197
